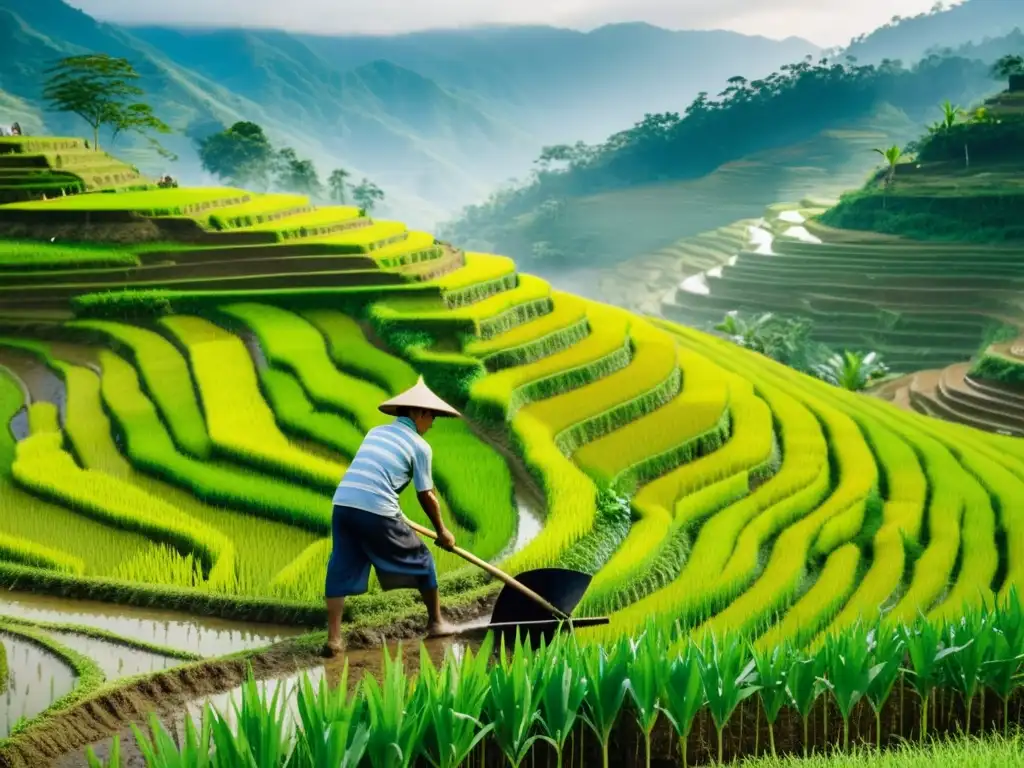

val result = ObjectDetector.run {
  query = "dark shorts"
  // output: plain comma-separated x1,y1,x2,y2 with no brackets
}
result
325,504,438,598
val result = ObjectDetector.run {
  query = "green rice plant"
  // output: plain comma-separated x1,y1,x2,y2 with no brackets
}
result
433,252,516,299
131,709,214,768
370,231,441,267
112,543,203,588
468,301,632,426
0,240,138,270
67,320,212,458
816,422,927,639
580,637,631,768
219,303,387,432
865,624,906,750
375,273,552,342
362,644,429,767
658,640,705,767
465,291,589,366
696,633,759,765
0,370,174,578
627,630,665,768
291,661,370,768
523,317,679,457
0,528,85,574
229,303,516,562
158,315,343,490
301,309,417,394
785,648,826,757
5,186,249,213
486,637,545,768
755,544,861,651
941,608,993,733
537,641,589,768
268,538,332,602
574,346,729,490
211,673,292,765
86,347,322,591
418,636,494,768
982,593,1024,736
819,623,880,752
203,192,311,229
94,349,328,540
257,366,364,458
670,399,829,637
12,401,238,591
902,620,969,743
752,643,791,757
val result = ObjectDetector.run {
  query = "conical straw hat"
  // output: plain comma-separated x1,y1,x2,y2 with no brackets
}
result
379,376,461,418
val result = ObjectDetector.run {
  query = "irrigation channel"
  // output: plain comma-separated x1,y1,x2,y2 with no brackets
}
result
675,211,821,300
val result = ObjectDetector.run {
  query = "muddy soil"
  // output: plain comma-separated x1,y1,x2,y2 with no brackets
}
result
42,631,481,768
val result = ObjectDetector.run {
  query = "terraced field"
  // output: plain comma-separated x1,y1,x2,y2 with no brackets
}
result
1,136,1023,765
0,137,149,204
661,202,1023,373
872,333,1024,438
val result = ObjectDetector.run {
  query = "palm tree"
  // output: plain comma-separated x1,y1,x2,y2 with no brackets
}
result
872,145,901,188
940,100,964,130
813,351,889,391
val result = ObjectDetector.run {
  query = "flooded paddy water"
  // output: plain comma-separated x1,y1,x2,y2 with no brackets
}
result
0,633,76,739
0,591,305,658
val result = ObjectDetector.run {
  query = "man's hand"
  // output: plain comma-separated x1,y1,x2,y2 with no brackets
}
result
436,527,456,550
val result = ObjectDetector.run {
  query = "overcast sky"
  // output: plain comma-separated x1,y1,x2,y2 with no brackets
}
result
68,0,958,47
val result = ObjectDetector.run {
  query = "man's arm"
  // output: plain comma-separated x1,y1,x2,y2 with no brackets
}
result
417,489,455,549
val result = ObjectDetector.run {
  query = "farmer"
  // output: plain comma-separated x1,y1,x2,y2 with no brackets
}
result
322,376,460,657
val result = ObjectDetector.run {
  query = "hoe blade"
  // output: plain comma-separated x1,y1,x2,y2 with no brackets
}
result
488,567,595,625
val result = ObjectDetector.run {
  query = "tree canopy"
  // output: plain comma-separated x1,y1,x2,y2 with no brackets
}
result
197,121,384,205
441,48,1006,262
42,54,170,151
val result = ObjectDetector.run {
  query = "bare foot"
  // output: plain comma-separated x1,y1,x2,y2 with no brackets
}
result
425,620,456,638
320,641,343,659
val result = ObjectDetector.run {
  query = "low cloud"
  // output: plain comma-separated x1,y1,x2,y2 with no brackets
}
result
69,0,946,46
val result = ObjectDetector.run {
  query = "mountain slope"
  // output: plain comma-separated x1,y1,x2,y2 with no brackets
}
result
0,0,531,224
130,23,821,148
844,0,1024,64
440,33,1015,278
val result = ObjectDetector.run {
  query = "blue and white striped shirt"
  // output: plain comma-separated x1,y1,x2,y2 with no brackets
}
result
332,416,434,517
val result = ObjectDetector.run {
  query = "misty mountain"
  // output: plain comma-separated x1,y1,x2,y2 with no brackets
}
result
844,0,1024,65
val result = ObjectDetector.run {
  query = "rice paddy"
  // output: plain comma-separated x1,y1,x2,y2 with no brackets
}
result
0,135,1022,766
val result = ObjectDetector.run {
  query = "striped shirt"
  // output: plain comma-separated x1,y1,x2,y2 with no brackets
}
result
332,416,434,517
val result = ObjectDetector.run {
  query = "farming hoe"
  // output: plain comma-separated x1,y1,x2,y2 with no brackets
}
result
408,520,610,643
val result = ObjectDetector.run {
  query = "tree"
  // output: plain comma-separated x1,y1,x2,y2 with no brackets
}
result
42,54,159,151
872,145,902,188
107,102,173,158
328,168,350,203
351,179,385,213
274,147,323,197
197,121,275,189
992,54,1024,83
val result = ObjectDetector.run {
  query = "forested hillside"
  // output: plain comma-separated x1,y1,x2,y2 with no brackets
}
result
441,29,1019,271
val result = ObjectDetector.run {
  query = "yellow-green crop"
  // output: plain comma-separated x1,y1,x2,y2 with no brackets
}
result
158,315,343,490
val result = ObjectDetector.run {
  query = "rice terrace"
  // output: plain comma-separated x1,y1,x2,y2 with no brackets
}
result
2,5,1024,768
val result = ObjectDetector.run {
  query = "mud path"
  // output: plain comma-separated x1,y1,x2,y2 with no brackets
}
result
42,632,480,768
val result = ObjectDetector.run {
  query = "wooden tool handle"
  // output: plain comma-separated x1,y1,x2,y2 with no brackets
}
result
405,519,571,621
